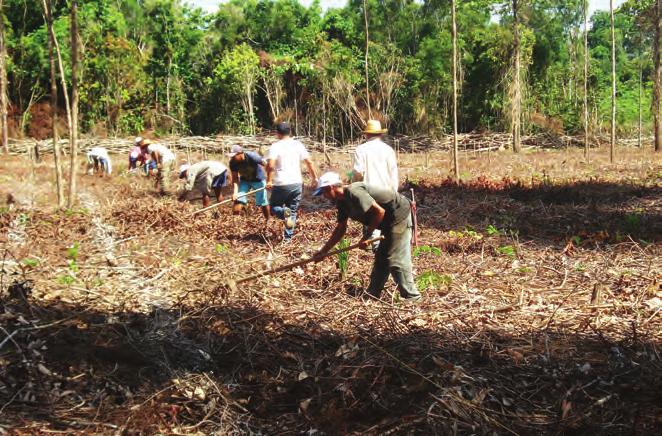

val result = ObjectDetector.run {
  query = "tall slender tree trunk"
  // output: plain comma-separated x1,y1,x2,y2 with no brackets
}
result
583,0,590,160
0,0,8,155
609,0,616,163
67,0,79,208
363,0,371,117
43,0,64,207
638,49,643,148
512,0,522,154
654,0,662,152
451,0,459,182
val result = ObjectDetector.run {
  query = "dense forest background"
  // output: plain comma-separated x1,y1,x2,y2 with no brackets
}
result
1,0,657,142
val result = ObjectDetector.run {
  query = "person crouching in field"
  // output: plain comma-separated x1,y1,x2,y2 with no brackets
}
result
227,145,270,223
139,138,176,195
178,161,230,208
312,172,421,302
129,137,156,175
86,147,112,177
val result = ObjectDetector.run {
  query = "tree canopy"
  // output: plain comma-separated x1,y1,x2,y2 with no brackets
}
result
1,0,655,142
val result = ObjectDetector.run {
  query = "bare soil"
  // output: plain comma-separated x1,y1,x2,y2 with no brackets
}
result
0,145,660,434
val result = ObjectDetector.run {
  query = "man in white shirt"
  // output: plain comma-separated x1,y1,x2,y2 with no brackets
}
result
352,119,399,250
178,161,229,207
86,147,112,176
265,122,318,241
139,138,176,195
352,119,398,192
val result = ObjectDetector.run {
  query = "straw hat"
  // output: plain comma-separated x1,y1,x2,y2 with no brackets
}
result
363,119,387,134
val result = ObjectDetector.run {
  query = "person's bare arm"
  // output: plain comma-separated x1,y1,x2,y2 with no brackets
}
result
304,158,318,187
231,171,240,200
361,202,385,248
265,159,275,189
314,220,348,261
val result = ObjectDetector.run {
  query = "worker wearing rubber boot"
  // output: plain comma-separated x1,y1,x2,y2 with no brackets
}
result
178,161,230,207
312,172,421,302
352,119,399,252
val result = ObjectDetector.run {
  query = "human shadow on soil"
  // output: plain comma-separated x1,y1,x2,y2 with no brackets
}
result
1,291,660,434
405,178,662,246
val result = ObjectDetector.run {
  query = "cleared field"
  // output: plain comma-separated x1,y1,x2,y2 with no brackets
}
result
0,145,660,434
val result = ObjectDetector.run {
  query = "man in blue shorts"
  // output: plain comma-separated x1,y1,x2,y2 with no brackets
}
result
227,145,270,222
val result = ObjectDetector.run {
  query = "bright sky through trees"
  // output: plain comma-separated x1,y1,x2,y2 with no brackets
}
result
190,0,625,14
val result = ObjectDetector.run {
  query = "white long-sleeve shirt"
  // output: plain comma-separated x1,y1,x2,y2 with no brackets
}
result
353,138,398,191
87,147,112,174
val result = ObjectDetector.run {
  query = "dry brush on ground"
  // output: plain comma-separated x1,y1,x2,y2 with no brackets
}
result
0,148,660,434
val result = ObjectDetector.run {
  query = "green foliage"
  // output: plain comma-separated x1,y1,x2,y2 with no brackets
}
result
67,242,80,261
336,238,350,279
416,271,453,292
448,228,483,240
496,245,516,257
486,225,501,236
413,245,442,257
3,0,655,138
214,243,229,254
22,258,40,268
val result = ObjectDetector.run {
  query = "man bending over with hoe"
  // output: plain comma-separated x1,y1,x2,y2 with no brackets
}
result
139,138,176,195
227,145,270,223
178,161,230,207
86,147,112,176
312,172,421,302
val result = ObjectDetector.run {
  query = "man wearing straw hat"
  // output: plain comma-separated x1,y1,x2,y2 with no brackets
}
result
312,172,421,302
139,138,176,195
227,145,270,222
178,161,230,208
352,119,399,251
129,137,156,175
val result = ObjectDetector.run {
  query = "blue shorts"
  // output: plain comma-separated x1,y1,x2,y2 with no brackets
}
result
211,171,228,189
236,180,268,206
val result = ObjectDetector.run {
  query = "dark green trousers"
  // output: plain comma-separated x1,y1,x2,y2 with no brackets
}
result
366,215,420,299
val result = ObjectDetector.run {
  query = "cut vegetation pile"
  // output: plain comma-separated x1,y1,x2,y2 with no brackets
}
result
0,149,660,434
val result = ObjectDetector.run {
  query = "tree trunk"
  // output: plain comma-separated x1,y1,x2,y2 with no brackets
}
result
0,0,8,155
363,0,371,118
639,48,643,148
451,0,460,182
654,0,662,152
512,0,522,154
583,0,589,160
67,0,79,208
609,0,616,163
43,0,64,207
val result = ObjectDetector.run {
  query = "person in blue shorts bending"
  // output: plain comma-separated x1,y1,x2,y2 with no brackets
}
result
227,145,270,223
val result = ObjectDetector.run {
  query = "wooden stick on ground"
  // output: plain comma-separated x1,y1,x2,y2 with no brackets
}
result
227,236,384,292
191,187,266,216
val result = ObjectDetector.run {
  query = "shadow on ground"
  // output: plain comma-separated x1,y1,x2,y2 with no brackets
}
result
1,288,660,434
406,177,662,247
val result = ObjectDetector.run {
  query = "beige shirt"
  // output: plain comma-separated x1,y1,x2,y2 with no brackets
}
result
184,161,228,194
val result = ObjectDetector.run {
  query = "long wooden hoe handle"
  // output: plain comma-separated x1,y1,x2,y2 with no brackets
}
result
232,236,384,286
192,187,267,216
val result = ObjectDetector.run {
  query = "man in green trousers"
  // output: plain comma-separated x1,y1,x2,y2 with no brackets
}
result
312,172,421,302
